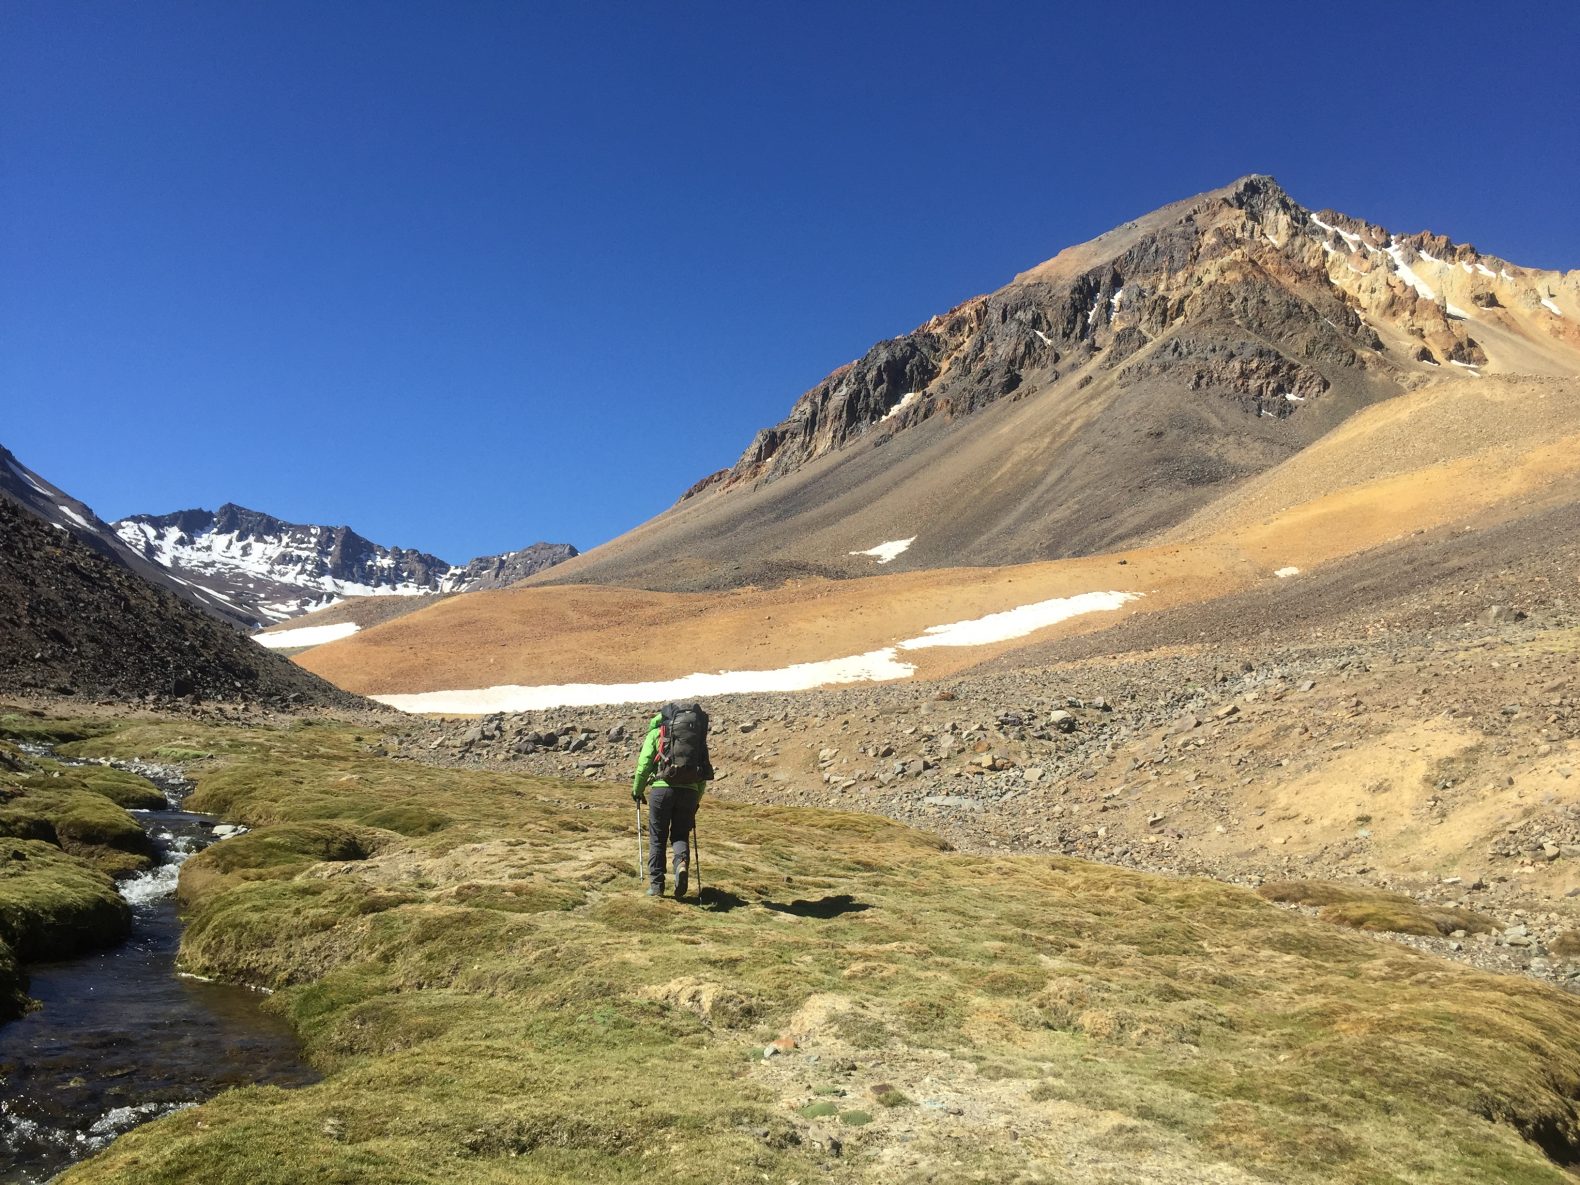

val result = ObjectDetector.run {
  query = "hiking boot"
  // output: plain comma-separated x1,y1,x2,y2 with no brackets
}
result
646,882,663,897
673,861,689,899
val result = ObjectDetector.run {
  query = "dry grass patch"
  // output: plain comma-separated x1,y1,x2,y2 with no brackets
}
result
1258,880,1498,937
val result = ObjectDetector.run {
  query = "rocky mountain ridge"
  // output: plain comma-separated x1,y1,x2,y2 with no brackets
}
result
535,175,1578,593
114,504,577,626
701,175,1577,496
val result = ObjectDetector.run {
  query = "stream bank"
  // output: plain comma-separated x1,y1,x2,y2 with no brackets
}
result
0,757,316,1184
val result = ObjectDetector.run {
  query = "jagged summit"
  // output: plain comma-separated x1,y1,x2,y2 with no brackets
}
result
533,176,1579,593
115,504,578,626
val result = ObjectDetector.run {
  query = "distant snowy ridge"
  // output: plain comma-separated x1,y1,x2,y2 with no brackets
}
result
113,504,577,627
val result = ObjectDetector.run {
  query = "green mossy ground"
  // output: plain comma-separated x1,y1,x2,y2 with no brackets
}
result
0,839,129,963
0,745,157,877
21,715,1580,1183
0,741,159,995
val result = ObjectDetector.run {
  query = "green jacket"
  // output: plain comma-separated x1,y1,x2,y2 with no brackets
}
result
632,713,708,800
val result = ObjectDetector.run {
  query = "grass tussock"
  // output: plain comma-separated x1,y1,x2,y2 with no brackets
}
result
0,838,128,963
0,743,153,1002
0,747,156,877
1258,880,1498,937
21,714,1580,1184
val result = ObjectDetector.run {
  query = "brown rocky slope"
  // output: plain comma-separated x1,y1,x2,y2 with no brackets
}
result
533,175,1578,593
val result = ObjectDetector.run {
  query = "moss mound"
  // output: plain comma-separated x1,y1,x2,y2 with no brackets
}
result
74,767,169,811
0,749,155,880
0,713,115,746
1259,879,1497,937
0,839,129,962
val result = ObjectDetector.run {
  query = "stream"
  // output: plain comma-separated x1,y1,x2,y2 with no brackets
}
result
0,756,317,1184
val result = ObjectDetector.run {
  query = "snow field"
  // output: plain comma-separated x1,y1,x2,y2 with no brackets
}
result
373,590,1141,713
253,621,362,649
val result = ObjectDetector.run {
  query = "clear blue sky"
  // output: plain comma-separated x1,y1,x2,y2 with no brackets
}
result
5,2,1578,562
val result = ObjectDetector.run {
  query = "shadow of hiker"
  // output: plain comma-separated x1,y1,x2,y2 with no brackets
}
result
762,894,873,919
696,888,750,912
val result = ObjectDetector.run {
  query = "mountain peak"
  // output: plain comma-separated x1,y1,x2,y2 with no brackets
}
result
553,177,1579,592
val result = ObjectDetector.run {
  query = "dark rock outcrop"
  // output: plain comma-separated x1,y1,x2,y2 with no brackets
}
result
447,543,581,592
0,496,366,707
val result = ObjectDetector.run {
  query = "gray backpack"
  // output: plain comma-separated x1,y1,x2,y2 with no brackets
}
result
657,702,713,784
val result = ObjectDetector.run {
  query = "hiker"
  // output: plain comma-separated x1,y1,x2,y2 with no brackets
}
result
632,701,713,897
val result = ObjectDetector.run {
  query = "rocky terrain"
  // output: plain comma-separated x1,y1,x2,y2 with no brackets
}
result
536,175,1578,593
442,541,578,591
116,503,577,626
0,444,255,628
0,496,365,708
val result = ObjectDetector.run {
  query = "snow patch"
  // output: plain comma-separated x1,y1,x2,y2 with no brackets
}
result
1446,303,1469,319
6,458,51,496
253,621,361,649
1541,298,1563,316
895,590,1138,651
1274,567,1300,578
1033,329,1055,347
374,590,1141,713
879,391,922,423
1384,239,1436,301
850,538,915,564
376,650,920,713
56,504,93,529
1309,215,1363,251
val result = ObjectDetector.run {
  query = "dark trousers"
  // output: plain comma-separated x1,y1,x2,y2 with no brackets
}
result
647,784,700,887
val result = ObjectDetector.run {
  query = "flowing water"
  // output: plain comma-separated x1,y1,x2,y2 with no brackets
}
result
0,756,316,1183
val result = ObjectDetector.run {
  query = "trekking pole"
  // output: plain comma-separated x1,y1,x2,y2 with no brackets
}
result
635,803,645,881
691,826,701,898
